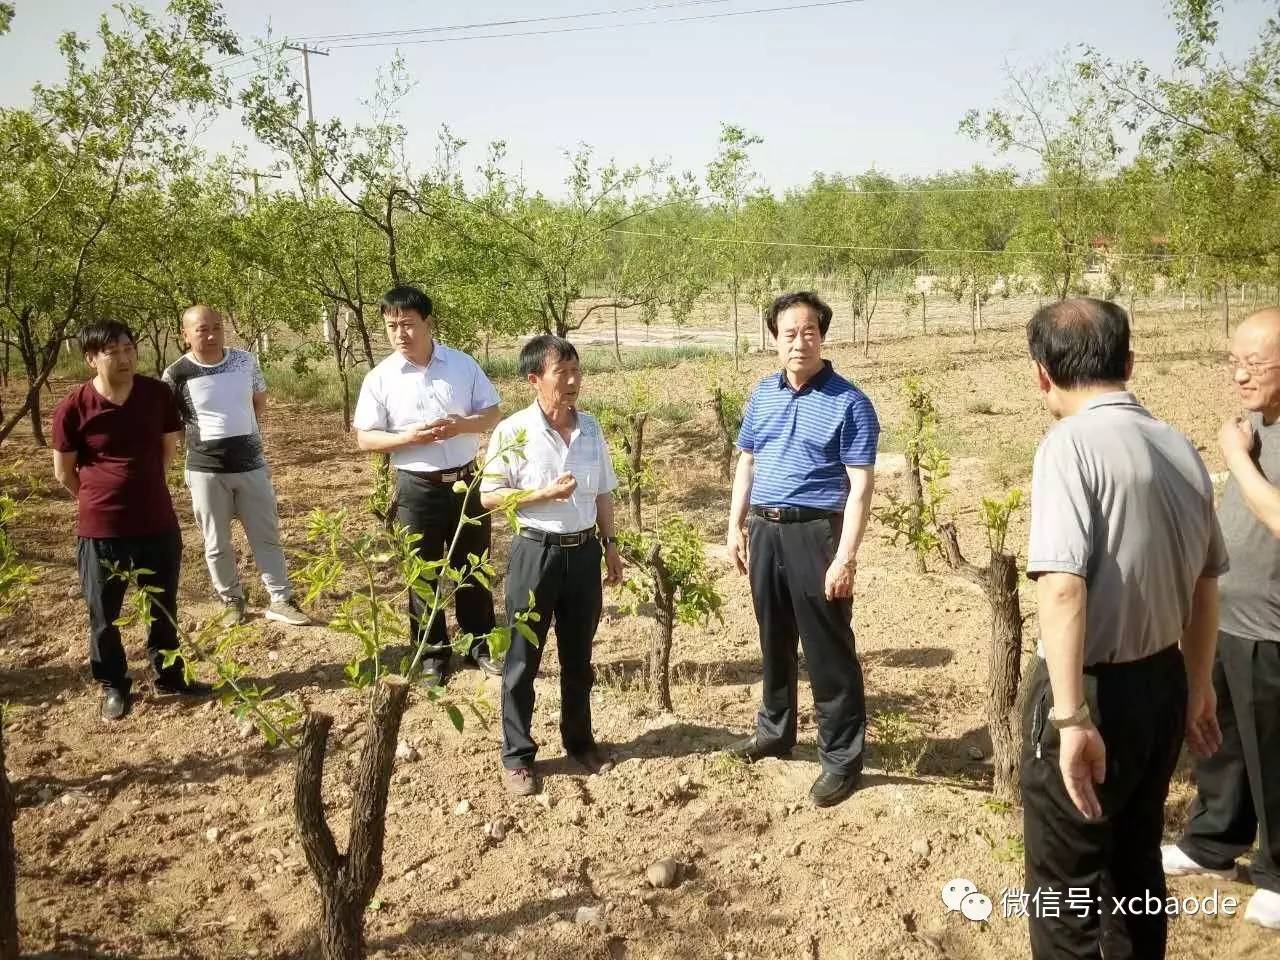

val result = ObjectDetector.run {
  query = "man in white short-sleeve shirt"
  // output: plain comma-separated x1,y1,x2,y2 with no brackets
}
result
480,334,624,796
353,286,502,683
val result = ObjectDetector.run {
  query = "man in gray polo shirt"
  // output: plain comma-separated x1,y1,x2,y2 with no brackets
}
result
1022,298,1227,960
1165,306,1280,932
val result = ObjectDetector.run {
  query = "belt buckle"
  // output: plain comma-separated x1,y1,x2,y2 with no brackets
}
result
561,533,582,547
762,507,783,521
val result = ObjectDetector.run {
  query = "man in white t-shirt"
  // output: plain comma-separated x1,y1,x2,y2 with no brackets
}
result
353,286,502,685
480,334,624,796
164,305,310,626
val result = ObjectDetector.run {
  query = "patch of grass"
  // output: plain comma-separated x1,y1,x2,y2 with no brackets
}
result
593,661,648,712
982,796,1014,817
983,439,1035,488
705,750,753,784
870,709,930,775
965,400,997,415
481,344,726,380
264,362,368,412
651,401,695,425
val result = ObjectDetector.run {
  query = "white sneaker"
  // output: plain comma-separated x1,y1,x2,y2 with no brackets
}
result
1161,843,1236,880
1245,889,1280,930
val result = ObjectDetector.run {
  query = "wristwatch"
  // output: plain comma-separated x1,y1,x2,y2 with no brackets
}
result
1050,701,1093,730
600,535,617,547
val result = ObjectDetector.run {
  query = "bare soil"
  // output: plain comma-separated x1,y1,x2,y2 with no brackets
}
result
1,311,1271,959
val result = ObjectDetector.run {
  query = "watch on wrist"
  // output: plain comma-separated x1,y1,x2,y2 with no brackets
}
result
600,535,617,547
1050,701,1093,730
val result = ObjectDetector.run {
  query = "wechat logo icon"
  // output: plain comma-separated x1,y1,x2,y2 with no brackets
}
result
942,878,993,922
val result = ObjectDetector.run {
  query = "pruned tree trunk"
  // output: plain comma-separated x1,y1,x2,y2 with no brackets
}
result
937,523,1024,801
647,543,676,712
613,305,622,367
295,678,410,960
627,413,647,531
1,721,18,960
730,291,741,372
1222,283,1231,337
712,387,735,480
920,292,928,335
904,442,926,575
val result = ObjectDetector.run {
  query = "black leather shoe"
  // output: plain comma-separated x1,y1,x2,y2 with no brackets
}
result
420,660,447,687
154,677,214,697
809,770,862,808
472,653,502,678
101,688,130,721
724,735,791,763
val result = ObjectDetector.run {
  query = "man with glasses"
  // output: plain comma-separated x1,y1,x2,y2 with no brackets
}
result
1164,306,1280,932
353,286,502,684
52,321,211,720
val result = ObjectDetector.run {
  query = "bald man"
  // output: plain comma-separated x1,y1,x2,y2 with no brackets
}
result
162,306,310,626
1163,306,1280,932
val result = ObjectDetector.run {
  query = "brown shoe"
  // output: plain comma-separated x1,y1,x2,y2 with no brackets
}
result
570,745,616,776
504,766,538,797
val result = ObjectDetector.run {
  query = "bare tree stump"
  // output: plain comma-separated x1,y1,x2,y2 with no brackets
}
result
295,678,410,960
939,522,1025,801
647,542,676,712
625,413,647,532
1,722,18,960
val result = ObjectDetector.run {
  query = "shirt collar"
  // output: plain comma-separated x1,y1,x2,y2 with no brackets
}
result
776,360,834,395
398,341,445,373
527,400,580,434
1081,391,1140,412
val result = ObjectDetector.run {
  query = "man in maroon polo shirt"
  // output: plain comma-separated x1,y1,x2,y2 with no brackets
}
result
52,321,210,720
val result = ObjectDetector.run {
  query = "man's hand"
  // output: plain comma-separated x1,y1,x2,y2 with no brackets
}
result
727,524,748,575
424,415,462,442
1185,682,1223,759
1219,416,1256,462
824,555,855,600
603,543,624,586
403,422,441,445
542,473,577,501
1058,724,1106,820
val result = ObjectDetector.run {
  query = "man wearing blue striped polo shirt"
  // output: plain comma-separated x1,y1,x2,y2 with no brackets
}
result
725,290,880,808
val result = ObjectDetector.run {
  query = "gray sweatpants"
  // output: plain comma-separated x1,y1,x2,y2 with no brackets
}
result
186,467,292,604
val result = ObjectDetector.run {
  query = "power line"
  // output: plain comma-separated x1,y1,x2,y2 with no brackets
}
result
314,0,867,50
294,0,741,44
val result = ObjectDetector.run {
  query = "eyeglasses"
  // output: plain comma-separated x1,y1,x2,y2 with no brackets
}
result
1227,356,1280,377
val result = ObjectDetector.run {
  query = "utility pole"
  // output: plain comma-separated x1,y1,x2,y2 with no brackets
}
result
231,167,282,199
283,43,329,195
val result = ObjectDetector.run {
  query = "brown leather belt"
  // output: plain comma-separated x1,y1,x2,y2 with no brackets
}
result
400,462,476,486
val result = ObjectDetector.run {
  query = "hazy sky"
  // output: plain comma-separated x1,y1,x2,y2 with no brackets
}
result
1,0,1273,195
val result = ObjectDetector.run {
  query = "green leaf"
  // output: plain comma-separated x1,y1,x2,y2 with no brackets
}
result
444,702,465,733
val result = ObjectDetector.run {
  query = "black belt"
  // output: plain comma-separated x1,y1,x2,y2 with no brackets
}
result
519,528,597,548
400,462,476,485
750,506,839,523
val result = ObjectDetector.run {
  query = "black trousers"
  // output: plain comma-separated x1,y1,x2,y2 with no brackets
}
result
1021,646,1187,960
1180,631,1280,894
747,515,865,776
500,534,602,769
395,470,496,664
76,531,183,693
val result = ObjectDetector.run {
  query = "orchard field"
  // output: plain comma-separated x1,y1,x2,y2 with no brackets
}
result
0,308,1270,960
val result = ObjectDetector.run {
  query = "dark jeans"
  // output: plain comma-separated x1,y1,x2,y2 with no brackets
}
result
1021,646,1187,960
500,534,602,769
76,531,183,693
395,469,496,665
1180,631,1280,894
747,514,866,776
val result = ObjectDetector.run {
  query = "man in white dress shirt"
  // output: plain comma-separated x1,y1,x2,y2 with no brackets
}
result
480,334,625,796
353,286,502,683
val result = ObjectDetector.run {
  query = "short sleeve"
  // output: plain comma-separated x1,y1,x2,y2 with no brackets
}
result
51,396,79,454
736,386,758,452
1026,430,1094,579
159,380,183,433
597,424,619,494
479,424,516,493
1203,511,1230,578
351,370,388,432
250,353,267,393
470,361,500,413
839,393,880,466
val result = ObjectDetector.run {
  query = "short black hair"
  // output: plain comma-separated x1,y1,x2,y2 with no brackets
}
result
766,291,832,338
519,334,580,378
81,321,136,356
379,285,432,320
1027,297,1131,389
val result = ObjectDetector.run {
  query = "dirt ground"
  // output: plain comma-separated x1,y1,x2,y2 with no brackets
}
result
1,310,1273,959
